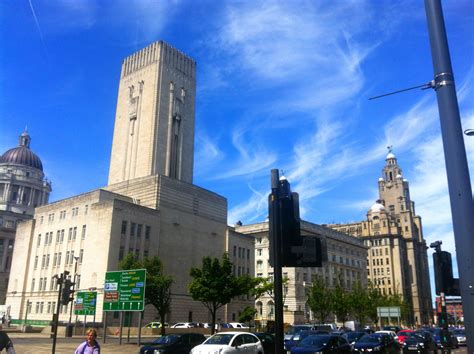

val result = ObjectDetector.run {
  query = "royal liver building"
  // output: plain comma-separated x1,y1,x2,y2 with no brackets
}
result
329,150,432,325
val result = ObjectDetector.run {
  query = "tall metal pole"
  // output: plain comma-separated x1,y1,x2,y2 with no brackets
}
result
52,273,64,354
424,1,474,352
270,169,284,354
68,257,79,333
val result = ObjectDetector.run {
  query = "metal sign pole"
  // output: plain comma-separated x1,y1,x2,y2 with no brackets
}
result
138,311,142,346
103,312,107,344
119,311,123,345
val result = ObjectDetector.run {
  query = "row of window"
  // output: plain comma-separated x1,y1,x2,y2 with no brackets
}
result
369,267,391,276
233,245,251,260
37,226,86,247
40,205,89,225
34,249,83,270
372,248,389,257
30,301,69,315
121,221,151,239
371,258,390,266
232,265,250,276
31,275,81,292
330,254,363,268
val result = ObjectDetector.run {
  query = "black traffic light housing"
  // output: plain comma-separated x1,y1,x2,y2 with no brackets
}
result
269,170,324,268
60,278,75,305
433,249,460,296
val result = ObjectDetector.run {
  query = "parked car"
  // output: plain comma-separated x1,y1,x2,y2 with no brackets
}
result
402,331,437,353
171,322,197,328
290,334,351,354
397,330,415,345
431,328,458,349
376,330,399,344
229,322,250,329
253,332,275,354
450,328,466,346
284,325,314,342
139,333,206,354
383,326,401,333
144,321,169,328
342,331,366,348
353,333,400,354
284,330,330,351
191,332,264,354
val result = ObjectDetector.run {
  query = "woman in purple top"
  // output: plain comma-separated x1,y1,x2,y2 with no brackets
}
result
75,328,100,354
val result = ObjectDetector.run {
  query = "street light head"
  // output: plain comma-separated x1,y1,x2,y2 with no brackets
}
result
464,128,474,136
430,240,442,249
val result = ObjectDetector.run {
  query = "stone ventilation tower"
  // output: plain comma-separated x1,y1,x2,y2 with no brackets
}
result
108,41,196,185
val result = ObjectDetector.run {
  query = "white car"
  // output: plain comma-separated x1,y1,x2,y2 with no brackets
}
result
375,330,399,343
190,332,264,354
171,322,195,328
229,322,250,329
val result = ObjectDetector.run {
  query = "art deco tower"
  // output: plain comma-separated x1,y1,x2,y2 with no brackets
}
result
108,41,196,185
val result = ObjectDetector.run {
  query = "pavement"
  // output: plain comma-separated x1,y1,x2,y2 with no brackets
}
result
3,331,154,353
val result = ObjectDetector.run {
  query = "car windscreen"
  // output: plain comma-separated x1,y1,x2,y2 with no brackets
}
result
287,326,311,335
205,334,235,345
153,335,180,345
453,329,465,335
345,332,365,341
299,335,331,348
359,335,383,343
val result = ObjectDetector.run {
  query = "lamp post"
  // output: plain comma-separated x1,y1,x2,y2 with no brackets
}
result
68,256,80,332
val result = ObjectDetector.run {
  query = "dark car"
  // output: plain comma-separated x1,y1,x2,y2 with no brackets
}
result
402,331,437,353
285,330,330,351
343,331,366,347
353,333,399,354
254,332,275,354
450,328,466,346
291,334,351,354
139,333,206,354
431,328,458,349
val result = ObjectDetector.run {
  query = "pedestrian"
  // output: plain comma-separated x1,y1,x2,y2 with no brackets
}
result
0,331,15,354
74,328,100,354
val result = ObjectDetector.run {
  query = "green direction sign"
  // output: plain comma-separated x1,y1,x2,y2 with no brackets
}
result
74,291,97,316
103,269,146,311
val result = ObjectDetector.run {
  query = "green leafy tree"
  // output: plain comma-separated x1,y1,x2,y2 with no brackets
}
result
332,274,351,324
306,275,333,323
189,254,255,334
239,306,257,326
348,281,369,325
366,281,386,325
119,254,173,335
252,276,290,304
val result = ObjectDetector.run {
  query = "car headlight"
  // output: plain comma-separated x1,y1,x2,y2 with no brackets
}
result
419,342,424,347
372,346,381,351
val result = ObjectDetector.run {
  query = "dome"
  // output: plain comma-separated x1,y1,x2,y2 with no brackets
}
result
396,174,403,179
370,202,385,213
0,130,43,171
378,177,384,182
386,152,396,159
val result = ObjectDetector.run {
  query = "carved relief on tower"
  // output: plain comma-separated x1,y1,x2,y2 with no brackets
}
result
128,81,144,120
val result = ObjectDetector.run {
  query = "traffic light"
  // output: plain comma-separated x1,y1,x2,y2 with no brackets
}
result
60,278,75,305
433,250,459,295
269,170,323,268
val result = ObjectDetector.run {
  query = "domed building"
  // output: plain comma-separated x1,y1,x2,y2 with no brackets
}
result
0,129,51,303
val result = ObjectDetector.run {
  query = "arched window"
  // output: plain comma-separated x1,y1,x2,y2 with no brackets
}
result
256,301,263,316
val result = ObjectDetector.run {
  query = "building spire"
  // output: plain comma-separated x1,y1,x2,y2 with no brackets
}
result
19,128,31,148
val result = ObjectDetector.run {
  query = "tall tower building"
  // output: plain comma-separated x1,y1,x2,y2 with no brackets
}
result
108,41,196,185
329,149,432,325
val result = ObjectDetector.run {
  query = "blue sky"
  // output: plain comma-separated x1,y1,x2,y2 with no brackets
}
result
1,1,473,298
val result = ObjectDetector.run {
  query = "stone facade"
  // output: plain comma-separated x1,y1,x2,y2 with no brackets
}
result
328,152,432,325
235,220,367,325
0,130,51,304
108,41,195,185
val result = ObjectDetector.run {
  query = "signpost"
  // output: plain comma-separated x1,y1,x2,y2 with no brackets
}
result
103,269,146,346
74,291,97,316
103,269,146,311
377,306,401,327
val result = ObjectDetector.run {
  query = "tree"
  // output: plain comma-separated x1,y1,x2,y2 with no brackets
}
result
332,273,350,324
239,306,257,326
252,276,290,304
119,254,173,335
366,281,385,325
306,275,333,323
348,281,369,325
189,254,254,334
